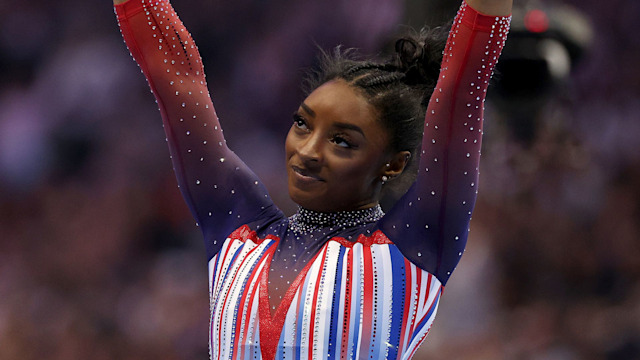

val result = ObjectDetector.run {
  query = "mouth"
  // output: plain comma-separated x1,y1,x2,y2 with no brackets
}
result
291,165,324,183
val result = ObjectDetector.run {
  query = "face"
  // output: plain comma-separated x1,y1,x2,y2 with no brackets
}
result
285,79,393,212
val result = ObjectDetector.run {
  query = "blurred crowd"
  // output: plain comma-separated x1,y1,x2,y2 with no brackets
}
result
0,0,638,359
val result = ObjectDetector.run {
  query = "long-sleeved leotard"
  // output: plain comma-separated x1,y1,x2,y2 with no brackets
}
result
115,1,509,359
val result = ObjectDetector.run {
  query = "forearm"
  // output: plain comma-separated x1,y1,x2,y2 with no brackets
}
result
115,0,220,209
114,0,275,254
416,2,510,278
381,1,511,284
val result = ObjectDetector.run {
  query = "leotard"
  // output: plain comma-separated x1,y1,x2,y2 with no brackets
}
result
115,1,510,358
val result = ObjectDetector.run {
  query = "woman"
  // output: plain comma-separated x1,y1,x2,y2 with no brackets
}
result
113,0,511,358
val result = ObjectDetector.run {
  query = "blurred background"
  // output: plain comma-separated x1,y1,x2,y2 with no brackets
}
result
1,0,639,359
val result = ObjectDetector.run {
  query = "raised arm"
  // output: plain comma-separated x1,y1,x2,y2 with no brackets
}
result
467,0,512,16
114,0,279,257
380,0,512,284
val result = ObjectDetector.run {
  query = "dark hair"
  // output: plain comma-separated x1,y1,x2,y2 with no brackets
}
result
302,26,448,205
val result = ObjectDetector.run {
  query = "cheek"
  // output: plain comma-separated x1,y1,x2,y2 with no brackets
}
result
284,128,296,159
333,155,380,181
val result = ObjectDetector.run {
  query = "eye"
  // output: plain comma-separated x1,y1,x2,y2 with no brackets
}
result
292,113,309,131
331,134,354,149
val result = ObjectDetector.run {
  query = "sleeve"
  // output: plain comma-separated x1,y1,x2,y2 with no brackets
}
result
379,1,511,285
114,0,280,258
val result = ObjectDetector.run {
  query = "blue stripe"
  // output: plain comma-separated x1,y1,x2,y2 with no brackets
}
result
295,269,312,360
349,248,362,359
210,242,245,321
209,245,222,294
328,246,345,359
275,316,286,359
231,243,271,359
410,286,441,345
386,246,406,360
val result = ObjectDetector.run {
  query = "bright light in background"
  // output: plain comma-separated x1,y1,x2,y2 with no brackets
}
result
524,9,549,33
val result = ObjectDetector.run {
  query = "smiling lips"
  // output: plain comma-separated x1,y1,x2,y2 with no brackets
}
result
291,165,324,183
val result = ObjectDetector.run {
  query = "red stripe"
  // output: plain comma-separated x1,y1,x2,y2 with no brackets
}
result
233,245,272,360
398,259,414,357
340,249,354,360
416,282,440,331
212,241,233,296
210,241,234,354
228,224,279,245
421,273,432,315
258,241,325,360
411,269,422,336
407,287,442,360
257,248,277,360
328,230,394,249
358,246,374,354
219,242,268,360
396,259,412,360
238,277,259,360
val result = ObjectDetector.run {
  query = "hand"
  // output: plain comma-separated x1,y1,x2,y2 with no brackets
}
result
466,0,512,16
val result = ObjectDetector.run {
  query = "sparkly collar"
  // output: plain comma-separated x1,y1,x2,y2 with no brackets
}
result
288,205,384,235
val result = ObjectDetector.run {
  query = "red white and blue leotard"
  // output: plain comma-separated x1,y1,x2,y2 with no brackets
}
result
115,1,510,359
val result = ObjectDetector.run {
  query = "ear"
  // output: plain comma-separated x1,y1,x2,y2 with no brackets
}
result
381,150,411,179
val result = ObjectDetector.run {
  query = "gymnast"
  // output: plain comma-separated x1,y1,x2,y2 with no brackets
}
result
113,0,511,357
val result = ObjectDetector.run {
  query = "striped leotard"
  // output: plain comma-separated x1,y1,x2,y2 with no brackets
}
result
114,1,510,358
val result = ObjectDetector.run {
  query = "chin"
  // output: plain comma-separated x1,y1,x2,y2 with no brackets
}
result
289,189,318,210
289,190,330,213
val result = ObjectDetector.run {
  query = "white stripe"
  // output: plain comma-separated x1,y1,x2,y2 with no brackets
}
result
213,238,271,360
210,239,242,359
237,248,270,357
351,243,364,359
376,245,394,360
313,242,340,358
416,271,428,318
281,291,300,360
404,272,442,359
247,286,261,357
218,241,253,360
212,239,242,299
401,262,418,354
299,252,322,360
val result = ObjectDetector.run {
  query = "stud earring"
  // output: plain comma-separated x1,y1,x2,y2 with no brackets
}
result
381,175,389,184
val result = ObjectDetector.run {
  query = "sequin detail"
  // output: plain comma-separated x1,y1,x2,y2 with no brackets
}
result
287,205,384,235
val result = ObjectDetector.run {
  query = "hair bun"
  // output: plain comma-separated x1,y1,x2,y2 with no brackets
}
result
395,37,427,70
392,27,447,88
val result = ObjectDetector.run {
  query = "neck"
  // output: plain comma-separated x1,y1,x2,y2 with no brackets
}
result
288,204,384,235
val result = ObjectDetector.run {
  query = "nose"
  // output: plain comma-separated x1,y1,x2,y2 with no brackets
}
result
297,132,323,166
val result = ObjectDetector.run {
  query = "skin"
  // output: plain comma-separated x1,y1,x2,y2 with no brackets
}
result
285,79,409,212
467,0,513,16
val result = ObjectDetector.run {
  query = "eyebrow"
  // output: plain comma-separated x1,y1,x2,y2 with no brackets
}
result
334,122,365,137
300,103,316,117
300,102,365,137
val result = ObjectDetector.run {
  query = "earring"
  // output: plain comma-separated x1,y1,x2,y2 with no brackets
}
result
381,175,389,184
385,163,391,168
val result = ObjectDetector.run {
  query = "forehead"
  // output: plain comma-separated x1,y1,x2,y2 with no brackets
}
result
303,80,382,131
